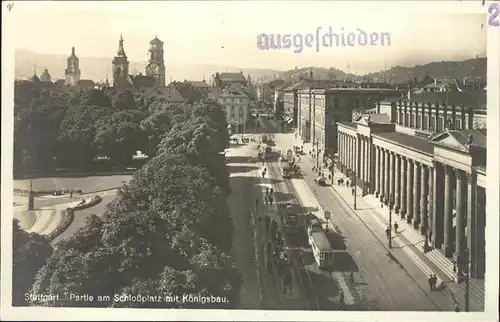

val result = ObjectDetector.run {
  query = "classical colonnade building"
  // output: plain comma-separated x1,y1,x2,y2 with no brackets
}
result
336,91,487,280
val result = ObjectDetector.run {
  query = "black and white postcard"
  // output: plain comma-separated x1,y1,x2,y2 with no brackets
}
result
1,1,499,321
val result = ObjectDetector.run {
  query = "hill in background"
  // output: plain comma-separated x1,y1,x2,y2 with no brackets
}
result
15,49,486,84
14,49,282,83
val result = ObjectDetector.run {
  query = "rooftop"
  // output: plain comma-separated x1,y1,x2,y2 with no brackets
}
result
374,131,434,155
217,72,247,83
167,81,204,102
382,91,487,109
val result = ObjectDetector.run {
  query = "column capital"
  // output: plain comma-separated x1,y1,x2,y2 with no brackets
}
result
454,168,464,177
465,171,474,180
444,165,453,175
407,158,413,164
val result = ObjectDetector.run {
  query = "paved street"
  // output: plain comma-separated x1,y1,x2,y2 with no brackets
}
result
14,189,118,240
51,190,118,244
261,117,451,311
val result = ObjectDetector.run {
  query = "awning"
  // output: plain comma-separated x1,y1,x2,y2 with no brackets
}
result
282,115,289,121
286,118,293,124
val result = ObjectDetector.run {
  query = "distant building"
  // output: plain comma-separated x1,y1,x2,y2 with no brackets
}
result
336,89,487,281
65,47,81,86
145,36,166,87
112,34,134,89
213,72,247,89
40,69,51,82
188,80,212,96
142,81,204,104
216,86,249,134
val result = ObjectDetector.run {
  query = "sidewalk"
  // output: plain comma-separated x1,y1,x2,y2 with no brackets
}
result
301,149,485,311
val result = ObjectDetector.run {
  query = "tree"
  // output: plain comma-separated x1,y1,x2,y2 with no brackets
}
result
12,219,53,306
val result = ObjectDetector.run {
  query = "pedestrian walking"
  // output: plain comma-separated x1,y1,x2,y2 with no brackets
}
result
269,195,274,205
394,221,399,234
70,190,73,199
255,198,259,206
350,271,354,282
454,304,460,312
428,274,434,291
346,180,349,187
352,188,355,196
338,290,345,308
431,274,438,290
386,227,391,240
262,171,265,178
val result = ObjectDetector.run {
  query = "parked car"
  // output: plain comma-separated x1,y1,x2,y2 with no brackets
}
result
314,176,327,186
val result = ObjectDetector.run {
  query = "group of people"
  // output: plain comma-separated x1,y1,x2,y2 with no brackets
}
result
385,221,399,239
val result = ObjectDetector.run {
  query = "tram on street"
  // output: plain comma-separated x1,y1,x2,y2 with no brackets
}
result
307,217,334,268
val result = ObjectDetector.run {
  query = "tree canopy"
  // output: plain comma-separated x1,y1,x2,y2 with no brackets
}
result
17,83,240,308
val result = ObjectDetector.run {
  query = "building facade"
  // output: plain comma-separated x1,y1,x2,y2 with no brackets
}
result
298,88,404,154
65,47,81,86
145,36,166,86
336,90,487,280
217,87,249,134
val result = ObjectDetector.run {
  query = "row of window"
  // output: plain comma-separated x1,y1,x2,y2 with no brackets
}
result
397,112,463,131
221,98,246,104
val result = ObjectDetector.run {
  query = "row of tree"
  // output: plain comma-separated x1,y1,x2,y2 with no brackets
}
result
13,84,241,308
14,82,174,175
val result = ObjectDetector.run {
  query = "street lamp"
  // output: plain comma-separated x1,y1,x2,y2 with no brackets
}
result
385,195,394,248
28,178,34,210
352,171,357,210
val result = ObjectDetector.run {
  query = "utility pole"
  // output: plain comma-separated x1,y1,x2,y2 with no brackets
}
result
316,138,320,169
386,195,394,248
352,171,357,210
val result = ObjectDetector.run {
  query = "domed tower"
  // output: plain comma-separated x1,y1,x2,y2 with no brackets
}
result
40,69,51,82
112,34,133,88
65,46,81,86
145,35,166,86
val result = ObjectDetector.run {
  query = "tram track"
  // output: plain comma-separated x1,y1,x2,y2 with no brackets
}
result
265,157,321,310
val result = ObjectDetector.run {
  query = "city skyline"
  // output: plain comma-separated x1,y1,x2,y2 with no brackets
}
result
10,1,487,74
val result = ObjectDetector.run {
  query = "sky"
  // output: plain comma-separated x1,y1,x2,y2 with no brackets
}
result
7,1,488,74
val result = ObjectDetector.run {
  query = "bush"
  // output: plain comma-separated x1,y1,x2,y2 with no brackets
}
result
45,208,74,242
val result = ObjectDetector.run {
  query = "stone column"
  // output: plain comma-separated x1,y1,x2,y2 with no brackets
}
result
413,161,421,229
380,149,385,202
350,136,354,172
375,147,380,197
406,158,414,222
356,135,361,183
389,152,395,202
454,169,466,262
474,187,486,278
395,154,401,213
443,165,454,258
427,166,434,237
367,138,372,193
419,165,429,235
466,172,477,276
432,162,444,248
359,137,364,183
400,156,407,218
384,149,390,204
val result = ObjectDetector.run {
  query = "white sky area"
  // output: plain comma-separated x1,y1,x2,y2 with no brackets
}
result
9,1,487,74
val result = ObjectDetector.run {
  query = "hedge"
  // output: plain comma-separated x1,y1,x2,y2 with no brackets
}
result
45,195,102,241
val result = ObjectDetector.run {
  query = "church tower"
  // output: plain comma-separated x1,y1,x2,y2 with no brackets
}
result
65,46,81,86
145,35,166,86
112,34,133,88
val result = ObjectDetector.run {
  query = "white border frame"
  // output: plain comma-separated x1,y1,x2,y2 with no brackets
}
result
2,1,499,321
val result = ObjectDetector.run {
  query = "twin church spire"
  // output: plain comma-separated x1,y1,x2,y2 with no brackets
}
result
112,33,166,88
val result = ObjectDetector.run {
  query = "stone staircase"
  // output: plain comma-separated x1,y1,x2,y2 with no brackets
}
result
362,194,485,309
